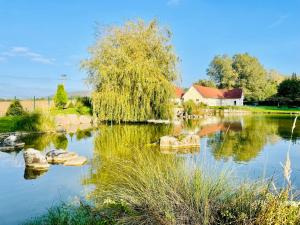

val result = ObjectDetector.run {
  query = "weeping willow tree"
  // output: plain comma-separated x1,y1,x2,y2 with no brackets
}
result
81,19,179,122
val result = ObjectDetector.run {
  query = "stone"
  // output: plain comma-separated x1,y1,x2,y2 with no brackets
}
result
46,149,78,164
3,135,17,146
160,136,180,148
64,156,87,166
55,115,68,126
23,148,49,170
181,135,200,147
56,125,66,133
66,114,80,125
160,134,200,149
78,115,92,124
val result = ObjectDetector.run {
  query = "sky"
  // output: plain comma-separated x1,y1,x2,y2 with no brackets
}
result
0,0,299,98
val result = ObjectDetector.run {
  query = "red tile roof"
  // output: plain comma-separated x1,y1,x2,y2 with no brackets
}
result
175,87,185,98
193,85,242,99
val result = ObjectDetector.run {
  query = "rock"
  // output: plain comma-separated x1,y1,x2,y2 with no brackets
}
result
160,136,180,148
56,125,66,133
3,135,17,146
46,149,78,164
23,148,49,170
160,134,200,149
64,156,87,166
55,115,68,126
79,115,92,124
181,135,200,147
66,114,80,125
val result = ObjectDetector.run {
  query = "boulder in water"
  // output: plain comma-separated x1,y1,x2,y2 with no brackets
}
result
23,148,49,170
46,149,78,164
160,134,200,149
3,135,17,146
64,156,87,166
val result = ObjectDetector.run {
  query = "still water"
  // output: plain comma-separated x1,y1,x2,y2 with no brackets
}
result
0,115,299,224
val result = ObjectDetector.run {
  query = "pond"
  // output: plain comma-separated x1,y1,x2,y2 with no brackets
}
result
0,114,299,224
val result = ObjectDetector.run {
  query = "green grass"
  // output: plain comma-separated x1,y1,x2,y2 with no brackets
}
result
23,203,112,225
245,105,300,113
0,112,55,133
209,105,300,114
0,116,21,132
50,106,91,115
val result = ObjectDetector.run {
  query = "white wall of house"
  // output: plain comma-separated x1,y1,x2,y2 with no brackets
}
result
182,86,243,106
182,86,204,104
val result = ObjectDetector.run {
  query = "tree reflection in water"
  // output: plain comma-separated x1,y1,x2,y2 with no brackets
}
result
206,115,299,162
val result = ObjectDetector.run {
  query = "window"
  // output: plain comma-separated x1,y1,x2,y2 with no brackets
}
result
234,100,237,106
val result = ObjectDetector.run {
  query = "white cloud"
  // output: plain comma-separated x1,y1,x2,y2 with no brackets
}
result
167,0,181,6
0,46,55,64
268,15,289,29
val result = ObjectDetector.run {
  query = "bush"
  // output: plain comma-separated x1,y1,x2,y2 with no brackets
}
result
67,101,75,108
6,100,25,116
14,111,55,132
54,84,68,109
182,100,206,115
75,100,92,115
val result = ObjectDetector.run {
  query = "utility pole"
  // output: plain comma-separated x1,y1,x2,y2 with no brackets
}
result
60,74,67,85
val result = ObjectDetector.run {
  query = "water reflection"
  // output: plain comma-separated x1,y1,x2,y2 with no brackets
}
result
206,116,298,162
80,116,300,212
24,167,48,180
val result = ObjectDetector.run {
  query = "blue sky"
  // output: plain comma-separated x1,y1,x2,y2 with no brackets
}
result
0,0,299,98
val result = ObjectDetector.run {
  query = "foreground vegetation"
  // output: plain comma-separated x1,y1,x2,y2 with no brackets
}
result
25,122,300,224
24,152,300,224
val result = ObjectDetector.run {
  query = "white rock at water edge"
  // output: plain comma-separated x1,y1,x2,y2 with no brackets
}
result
3,135,17,146
23,148,50,170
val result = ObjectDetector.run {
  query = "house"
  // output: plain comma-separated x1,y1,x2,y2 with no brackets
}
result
173,87,185,105
182,85,243,106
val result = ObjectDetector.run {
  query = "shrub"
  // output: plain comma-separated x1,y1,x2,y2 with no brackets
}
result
67,101,75,108
14,111,55,132
182,100,206,115
75,100,92,115
6,100,25,116
54,84,68,109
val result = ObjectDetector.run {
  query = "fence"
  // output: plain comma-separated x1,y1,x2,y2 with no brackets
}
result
0,98,54,116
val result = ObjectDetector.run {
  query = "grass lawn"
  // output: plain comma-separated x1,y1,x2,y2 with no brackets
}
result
50,107,91,116
244,105,300,114
209,105,300,114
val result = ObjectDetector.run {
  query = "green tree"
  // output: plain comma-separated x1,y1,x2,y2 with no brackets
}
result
6,99,25,116
82,19,179,122
206,53,278,101
232,53,271,100
277,74,300,100
207,55,237,88
195,79,216,88
53,84,68,109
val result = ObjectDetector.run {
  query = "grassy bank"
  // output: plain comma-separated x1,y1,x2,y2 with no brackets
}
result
209,105,300,114
24,149,300,225
0,112,55,133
